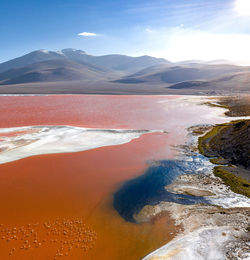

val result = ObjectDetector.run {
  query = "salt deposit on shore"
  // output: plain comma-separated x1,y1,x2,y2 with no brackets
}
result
0,125,160,164
143,226,249,260
139,156,250,259
166,173,250,209
140,104,250,260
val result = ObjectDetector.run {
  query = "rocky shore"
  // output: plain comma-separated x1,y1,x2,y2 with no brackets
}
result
199,98,250,196
141,96,250,260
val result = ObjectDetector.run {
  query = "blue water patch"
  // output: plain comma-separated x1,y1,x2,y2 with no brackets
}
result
113,155,212,222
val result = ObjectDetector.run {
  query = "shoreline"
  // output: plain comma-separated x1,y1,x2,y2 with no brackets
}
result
0,94,248,259
141,96,250,259
198,97,250,197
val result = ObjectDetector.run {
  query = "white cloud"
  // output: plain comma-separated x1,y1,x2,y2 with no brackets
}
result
78,32,97,37
145,28,153,33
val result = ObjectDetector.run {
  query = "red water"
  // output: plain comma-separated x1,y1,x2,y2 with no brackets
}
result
0,95,221,259
0,95,180,129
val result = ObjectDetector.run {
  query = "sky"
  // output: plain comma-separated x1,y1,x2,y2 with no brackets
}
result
1,0,250,63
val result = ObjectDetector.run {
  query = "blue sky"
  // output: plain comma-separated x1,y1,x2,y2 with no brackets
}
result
1,0,250,63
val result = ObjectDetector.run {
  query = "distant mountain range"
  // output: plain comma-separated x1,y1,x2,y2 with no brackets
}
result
0,48,250,95
0,48,170,85
116,64,250,84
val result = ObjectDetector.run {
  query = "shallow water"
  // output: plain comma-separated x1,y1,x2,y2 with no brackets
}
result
0,95,230,259
114,155,212,222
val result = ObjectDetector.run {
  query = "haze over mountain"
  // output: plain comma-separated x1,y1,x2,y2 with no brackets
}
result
175,59,239,66
168,72,250,92
116,64,250,84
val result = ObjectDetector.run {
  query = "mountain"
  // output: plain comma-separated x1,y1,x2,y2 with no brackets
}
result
0,59,111,85
0,48,171,75
116,64,250,84
175,59,238,66
0,49,250,95
168,72,250,93
0,50,65,73
60,48,171,73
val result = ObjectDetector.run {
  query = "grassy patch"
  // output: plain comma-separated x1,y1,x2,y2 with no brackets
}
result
214,166,250,198
203,101,229,110
209,158,228,165
204,96,250,117
198,120,245,156
198,125,222,155
192,129,206,135
198,120,250,198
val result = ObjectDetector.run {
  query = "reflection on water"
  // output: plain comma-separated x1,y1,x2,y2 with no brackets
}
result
114,154,212,222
